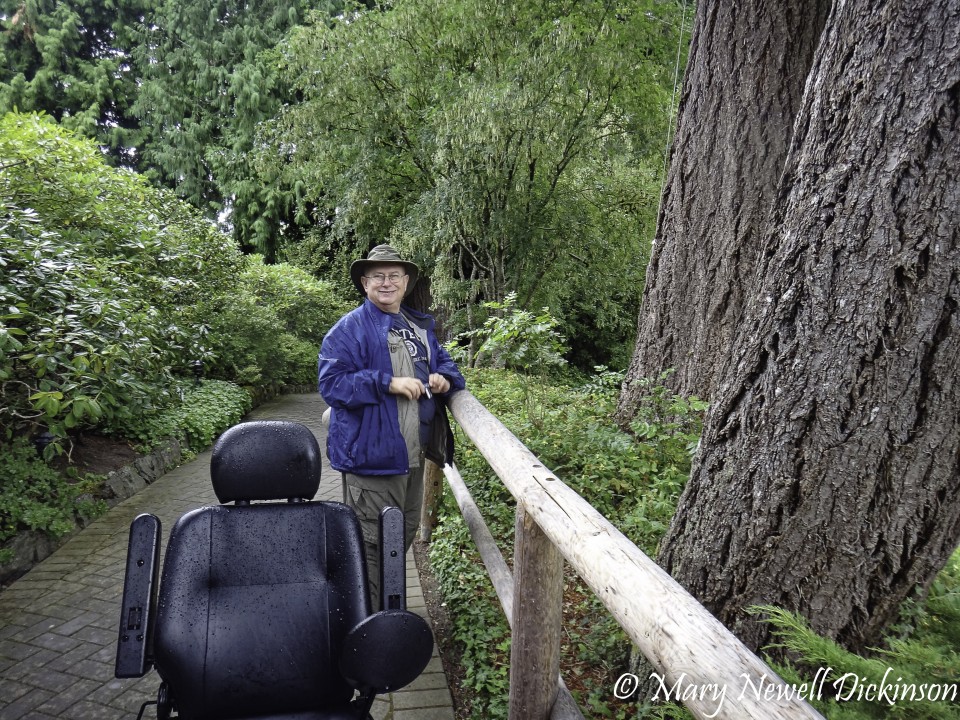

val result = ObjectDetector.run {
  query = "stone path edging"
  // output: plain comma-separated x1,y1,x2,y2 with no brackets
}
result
0,437,182,588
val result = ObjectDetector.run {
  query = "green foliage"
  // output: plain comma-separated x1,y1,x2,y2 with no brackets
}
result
0,203,162,451
1,113,338,450
0,112,245,448
0,437,106,563
130,380,254,453
203,255,352,386
133,0,330,256
429,509,512,718
430,367,706,717
0,110,339,512
265,0,686,367
0,380,249,564
464,368,705,556
752,585,960,719
0,0,364,255
0,0,150,165
450,292,568,373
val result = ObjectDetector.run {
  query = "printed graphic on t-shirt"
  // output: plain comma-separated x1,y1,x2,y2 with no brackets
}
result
390,315,429,378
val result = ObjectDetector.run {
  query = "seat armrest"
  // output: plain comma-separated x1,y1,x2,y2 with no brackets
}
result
115,514,161,678
379,506,406,611
339,609,434,694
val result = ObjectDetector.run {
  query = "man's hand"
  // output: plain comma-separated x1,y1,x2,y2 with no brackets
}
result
389,374,450,399
428,373,451,394
389,376,426,400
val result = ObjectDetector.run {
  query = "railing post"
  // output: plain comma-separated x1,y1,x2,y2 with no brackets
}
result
419,458,444,541
509,504,563,720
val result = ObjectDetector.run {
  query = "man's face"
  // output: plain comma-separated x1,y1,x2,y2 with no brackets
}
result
361,263,409,313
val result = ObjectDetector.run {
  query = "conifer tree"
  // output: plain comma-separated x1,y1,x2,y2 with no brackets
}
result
133,0,367,256
0,0,151,165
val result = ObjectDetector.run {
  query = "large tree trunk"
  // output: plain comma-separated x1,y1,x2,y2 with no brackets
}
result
616,0,830,422
658,0,960,652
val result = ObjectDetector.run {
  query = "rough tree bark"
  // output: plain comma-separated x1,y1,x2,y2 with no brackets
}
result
615,0,831,421
658,0,960,652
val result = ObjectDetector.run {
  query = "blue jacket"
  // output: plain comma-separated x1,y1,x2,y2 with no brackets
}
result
318,299,466,475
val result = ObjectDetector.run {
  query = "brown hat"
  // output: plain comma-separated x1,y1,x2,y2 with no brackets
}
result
350,244,420,297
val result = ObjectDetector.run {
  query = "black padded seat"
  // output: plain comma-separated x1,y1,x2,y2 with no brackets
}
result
115,420,433,720
153,502,369,719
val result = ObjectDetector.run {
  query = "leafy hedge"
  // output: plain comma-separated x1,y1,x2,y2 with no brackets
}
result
1,112,348,451
125,380,254,454
204,255,352,386
1,111,349,554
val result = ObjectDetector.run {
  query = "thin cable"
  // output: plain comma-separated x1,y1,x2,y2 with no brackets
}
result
655,0,689,228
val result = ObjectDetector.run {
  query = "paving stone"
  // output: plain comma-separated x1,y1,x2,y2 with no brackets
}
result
51,611,103,638
17,665,80,694
392,687,454,710
87,674,152,707
1,610,46,632
33,678,100,716
53,699,116,720
2,648,58,680
0,686,55,719
69,625,115,647
0,677,32,705
393,707,455,720
408,670,450,690
0,638,41,663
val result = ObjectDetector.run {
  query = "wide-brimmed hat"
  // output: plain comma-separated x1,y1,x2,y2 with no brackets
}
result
349,244,420,297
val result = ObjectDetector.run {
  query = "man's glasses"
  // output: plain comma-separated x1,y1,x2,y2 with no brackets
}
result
364,272,407,285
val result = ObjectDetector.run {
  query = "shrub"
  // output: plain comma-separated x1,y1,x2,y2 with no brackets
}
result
0,204,177,452
450,292,568,373
1,112,244,449
430,508,512,718
751,589,960,720
0,438,106,563
203,255,352,386
127,380,254,453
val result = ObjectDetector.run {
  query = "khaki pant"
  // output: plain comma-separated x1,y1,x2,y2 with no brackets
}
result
343,465,424,610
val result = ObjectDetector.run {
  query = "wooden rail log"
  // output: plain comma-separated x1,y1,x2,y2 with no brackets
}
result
446,389,824,720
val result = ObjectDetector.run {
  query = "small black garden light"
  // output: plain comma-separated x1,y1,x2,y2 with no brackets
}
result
33,429,56,458
191,359,204,386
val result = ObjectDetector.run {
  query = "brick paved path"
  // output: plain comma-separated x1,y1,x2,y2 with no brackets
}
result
0,393,454,720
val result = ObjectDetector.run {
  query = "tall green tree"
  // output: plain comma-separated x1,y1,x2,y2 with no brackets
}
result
133,0,364,257
0,0,151,165
263,0,685,366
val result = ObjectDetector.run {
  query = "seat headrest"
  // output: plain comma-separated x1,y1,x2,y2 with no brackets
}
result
210,420,322,503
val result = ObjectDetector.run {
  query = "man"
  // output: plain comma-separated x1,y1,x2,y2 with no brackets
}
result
318,244,465,608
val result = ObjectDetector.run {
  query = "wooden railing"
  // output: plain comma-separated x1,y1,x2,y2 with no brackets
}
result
421,389,825,720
